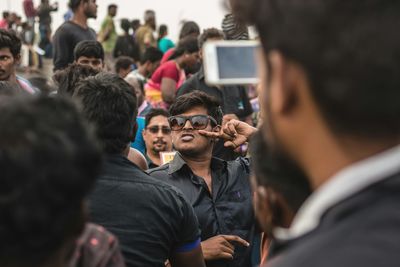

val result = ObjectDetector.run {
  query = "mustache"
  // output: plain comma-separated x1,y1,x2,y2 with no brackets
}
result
153,139,167,145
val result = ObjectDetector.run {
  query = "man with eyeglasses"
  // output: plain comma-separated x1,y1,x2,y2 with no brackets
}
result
148,91,256,267
143,108,173,168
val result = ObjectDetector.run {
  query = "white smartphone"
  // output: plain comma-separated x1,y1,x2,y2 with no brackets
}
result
203,40,260,85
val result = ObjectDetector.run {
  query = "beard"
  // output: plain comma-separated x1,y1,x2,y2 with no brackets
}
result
84,8,97,19
152,139,167,153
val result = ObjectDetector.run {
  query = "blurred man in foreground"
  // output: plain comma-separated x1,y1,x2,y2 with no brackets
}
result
226,1,400,266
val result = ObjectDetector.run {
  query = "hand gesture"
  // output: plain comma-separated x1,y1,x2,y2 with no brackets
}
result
201,235,249,260
199,119,257,149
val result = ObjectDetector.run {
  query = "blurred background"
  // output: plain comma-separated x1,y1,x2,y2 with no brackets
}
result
1,0,228,41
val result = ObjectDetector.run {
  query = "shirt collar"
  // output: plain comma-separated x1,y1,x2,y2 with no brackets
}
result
274,144,400,241
197,66,205,80
168,152,226,175
168,152,188,175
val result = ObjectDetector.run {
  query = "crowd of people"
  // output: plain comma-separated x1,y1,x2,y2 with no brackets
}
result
0,0,400,267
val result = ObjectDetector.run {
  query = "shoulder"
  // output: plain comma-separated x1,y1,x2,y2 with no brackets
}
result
147,163,170,177
16,76,38,94
228,157,251,172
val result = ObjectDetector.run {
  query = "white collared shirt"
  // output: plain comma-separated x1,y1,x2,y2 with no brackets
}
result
274,144,400,240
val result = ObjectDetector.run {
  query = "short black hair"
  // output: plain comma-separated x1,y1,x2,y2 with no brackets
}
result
198,28,225,49
68,0,88,11
115,56,133,73
145,108,170,127
53,63,99,96
2,12,9,19
108,4,117,10
250,131,311,213
74,40,104,61
170,36,199,60
158,24,168,37
231,0,400,139
169,91,223,125
140,47,163,65
0,29,21,58
120,18,131,33
0,95,101,267
179,21,200,40
73,72,138,154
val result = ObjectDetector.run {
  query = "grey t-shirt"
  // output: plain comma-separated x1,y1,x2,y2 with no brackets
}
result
52,21,96,71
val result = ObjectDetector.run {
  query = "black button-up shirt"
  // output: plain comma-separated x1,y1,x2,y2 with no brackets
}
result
89,154,201,267
148,153,256,267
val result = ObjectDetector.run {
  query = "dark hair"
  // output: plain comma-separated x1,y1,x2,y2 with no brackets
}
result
73,73,138,154
0,29,21,58
144,10,155,23
74,40,104,61
108,4,117,11
158,24,168,42
120,18,131,33
140,46,163,65
53,63,99,96
68,0,88,11
0,95,101,267
131,19,140,30
169,91,223,125
231,0,400,138
2,12,9,19
198,28,225,49
145,108,170,127
115,56,133,73
179,21,200,40
170,36,199,60
250,131,311,212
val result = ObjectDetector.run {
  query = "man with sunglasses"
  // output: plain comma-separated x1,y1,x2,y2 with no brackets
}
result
148,91,256,267
143,108,173,168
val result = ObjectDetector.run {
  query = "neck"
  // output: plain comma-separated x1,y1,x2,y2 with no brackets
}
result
300,130,400,189
138,65,147,77
147,150,161,166
7,72,18,84
180,152,212,177
175,57,184,69
72,12,88,28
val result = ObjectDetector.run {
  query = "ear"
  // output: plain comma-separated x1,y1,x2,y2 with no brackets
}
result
14,54,21,65
267,51,300,116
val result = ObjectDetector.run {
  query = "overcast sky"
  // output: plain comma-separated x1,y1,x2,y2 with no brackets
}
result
1,0,229,41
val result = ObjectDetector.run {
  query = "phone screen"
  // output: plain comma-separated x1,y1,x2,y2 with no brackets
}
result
216,46,257,79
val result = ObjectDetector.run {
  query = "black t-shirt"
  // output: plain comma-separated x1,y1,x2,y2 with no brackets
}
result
89,154,201,267
52,21,97,71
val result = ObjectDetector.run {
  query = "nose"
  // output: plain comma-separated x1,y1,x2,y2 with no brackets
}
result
182,119,193,130
157,129,163,137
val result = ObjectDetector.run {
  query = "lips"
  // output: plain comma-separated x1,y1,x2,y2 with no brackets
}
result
181,133,195,142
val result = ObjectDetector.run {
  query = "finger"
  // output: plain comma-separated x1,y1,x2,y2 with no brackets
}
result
218,252,234,260
198,130,221,138
221,239,235,250
221,245,234,255
222,235,250,247
224,136,247,149
223,122,237,137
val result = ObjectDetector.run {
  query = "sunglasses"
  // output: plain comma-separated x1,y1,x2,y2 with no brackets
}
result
168,115,218,131
146,126,172,134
